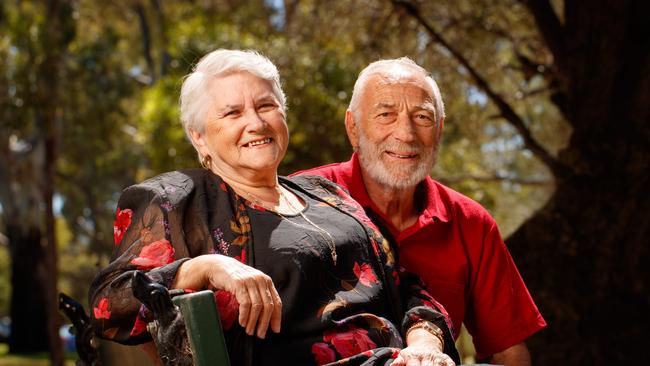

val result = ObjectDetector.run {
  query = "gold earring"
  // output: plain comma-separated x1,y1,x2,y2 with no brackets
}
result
200,155,212,170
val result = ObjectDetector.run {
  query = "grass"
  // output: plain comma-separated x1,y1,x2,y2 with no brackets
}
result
0,343,76,366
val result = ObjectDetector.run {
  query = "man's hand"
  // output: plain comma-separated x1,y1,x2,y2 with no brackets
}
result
491,342,531,366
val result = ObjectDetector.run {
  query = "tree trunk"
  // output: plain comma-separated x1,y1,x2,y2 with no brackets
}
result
508,1,650,363
34,0,74,364
7,224,50,353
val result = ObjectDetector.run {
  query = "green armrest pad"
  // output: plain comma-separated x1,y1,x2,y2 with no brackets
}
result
172,290,230,366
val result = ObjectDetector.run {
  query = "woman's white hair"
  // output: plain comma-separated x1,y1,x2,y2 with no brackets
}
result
179,49,286,142
348,57,445,127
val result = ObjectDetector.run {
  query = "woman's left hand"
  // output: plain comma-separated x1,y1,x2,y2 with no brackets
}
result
392,327,456,366
392,345,455,366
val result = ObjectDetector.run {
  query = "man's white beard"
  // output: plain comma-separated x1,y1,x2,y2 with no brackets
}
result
357,129,437,190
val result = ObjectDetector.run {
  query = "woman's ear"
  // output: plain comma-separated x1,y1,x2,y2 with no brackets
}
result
189,128,208,157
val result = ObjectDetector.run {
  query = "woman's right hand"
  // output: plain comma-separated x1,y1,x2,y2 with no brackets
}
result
172,254,282,339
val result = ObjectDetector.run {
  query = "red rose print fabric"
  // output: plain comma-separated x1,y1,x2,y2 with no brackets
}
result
130,239,175,269
93,298,111,320
312,343,336,365
113,208,132,245
323,324,377,358
353,262,379,287
214,290,239,330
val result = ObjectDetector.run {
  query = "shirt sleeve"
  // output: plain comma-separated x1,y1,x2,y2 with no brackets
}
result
464,215,546,359
88,185,191,344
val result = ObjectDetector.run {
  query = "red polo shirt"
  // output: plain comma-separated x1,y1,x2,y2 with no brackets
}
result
293,154,546,359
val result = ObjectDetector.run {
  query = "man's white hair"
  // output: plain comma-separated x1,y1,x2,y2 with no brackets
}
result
179,49,286,142
348,57,445,127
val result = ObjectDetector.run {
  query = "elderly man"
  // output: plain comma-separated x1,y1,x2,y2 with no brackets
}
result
294,58,546,365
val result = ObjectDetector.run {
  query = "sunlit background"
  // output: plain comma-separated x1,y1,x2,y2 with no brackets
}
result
9,0,637,364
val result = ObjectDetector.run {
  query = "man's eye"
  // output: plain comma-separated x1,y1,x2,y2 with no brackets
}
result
414,113,434,126
224,110,239,117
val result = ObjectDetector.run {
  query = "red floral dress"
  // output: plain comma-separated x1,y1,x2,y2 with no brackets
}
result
89,170,459,365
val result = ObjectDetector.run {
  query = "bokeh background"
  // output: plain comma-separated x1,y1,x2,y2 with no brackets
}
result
1,0,648,365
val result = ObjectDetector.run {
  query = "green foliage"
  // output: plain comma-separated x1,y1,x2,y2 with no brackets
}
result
0,343,76,365
0,246,9,317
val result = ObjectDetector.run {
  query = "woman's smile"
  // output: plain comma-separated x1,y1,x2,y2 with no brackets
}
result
243,137,273,148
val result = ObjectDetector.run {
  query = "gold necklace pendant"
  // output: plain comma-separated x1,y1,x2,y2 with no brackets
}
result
235,184,338,266
278,187,338,266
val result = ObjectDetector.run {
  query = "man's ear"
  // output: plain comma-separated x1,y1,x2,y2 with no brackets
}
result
437,118,445,140
345,110,360,149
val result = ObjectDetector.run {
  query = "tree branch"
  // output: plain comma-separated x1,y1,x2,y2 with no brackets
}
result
133,1,155,84
150,0,170,77
438,174,552,186
392,0,568,176
522,0,566,75
283,0,299,28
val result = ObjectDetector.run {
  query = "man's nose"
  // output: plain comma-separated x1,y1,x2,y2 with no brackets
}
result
392,112,417,142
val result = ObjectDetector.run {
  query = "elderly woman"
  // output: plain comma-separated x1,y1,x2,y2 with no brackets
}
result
89,49,459,366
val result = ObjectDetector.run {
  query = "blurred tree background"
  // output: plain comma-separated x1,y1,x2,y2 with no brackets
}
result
0,0,647,365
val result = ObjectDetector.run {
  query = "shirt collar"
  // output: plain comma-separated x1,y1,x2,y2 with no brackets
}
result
420,175,451,223
341,153,375,207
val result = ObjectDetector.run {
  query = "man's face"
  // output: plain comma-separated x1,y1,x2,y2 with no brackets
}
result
348,72,442,189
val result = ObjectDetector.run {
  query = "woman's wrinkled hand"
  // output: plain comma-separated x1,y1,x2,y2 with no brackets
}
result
172,254,282,339
392,326,455,366
392,345,455,366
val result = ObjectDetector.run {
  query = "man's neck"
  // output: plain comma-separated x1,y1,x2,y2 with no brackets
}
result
361,170,421,232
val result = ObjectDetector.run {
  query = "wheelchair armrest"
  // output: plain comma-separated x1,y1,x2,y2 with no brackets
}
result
172,290,230,366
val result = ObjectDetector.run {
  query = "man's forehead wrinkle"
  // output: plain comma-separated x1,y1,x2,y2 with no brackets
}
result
373,101,396,109
374,74,419,87
368,81,436,107
423,101,436,108
369,73,433,98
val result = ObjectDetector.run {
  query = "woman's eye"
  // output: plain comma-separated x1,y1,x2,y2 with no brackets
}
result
258,103,276,111
223,110,239,117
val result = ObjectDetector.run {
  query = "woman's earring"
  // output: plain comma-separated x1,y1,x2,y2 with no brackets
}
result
200,155,212,170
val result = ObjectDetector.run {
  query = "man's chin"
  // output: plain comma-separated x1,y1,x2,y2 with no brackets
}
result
359,151,433,189
368,168,423,189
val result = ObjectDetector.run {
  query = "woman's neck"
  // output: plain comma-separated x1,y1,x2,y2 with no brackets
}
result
209,161,278,190
207,164,304,214
228,178,281,204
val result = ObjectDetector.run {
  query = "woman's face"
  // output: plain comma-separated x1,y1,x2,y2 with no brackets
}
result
191,71,288,182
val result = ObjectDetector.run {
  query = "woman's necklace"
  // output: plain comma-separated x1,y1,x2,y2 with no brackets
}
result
278,187,338,266
236,185,338,266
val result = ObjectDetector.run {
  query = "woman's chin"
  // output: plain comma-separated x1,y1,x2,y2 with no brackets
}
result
238,159,282,174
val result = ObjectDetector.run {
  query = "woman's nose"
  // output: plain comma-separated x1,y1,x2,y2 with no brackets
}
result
244,109,267,131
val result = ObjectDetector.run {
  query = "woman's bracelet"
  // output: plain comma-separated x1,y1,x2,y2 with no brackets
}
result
406,320,445,349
